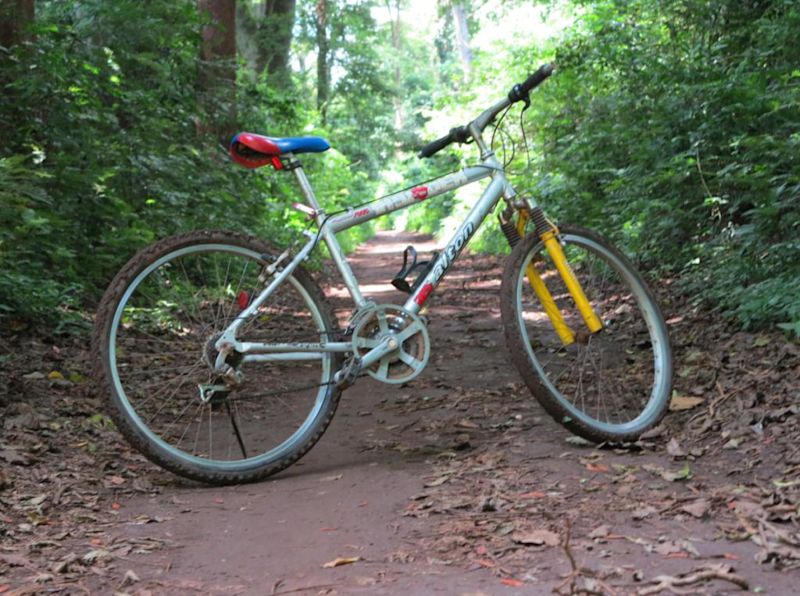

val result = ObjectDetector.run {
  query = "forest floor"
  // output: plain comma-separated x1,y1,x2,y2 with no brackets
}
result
1,230,799,595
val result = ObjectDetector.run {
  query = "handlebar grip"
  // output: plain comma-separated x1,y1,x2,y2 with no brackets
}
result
520,63,554,93
418,133,454,159
509,63,554,104
418,126,471,159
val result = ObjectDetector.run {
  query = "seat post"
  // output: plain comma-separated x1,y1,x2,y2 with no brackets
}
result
288,156,323,212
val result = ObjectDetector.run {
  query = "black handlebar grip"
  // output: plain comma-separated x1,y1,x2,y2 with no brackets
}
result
509,64,555,104
418,126,471,159
418,133,454,158
520,63,554,94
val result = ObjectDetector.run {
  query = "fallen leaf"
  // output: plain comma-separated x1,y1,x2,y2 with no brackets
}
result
0,553,31,567
0,449,29,465
644,463,692,482
319,473,343,482
632,505,657,520
681,499,710,518
22,371,46,380
586,463,609,473
122,569,140,586
47,370,65,380
565,436,592,446
500,578,524,587
518,491,546,499
662,463,692,482
512,529,560,547
666,438,686,458
669,394,704,411
589,525,611,539
424,475,450,487
82,549,111,563
322,556,360,568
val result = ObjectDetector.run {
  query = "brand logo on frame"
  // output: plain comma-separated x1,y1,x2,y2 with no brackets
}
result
353,208,370,218
429,221,475,285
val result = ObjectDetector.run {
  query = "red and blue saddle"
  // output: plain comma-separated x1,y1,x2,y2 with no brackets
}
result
230,132,330,169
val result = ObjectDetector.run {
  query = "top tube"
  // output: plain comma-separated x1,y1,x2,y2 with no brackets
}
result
327,165,494,235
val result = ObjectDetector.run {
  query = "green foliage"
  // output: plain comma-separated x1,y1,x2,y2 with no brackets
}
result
511,0,800,331
0,0,377,331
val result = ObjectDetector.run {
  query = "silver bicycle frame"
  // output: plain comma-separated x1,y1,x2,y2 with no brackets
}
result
215,129,517,365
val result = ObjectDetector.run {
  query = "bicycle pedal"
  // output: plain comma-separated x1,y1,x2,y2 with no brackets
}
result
334,356,362,389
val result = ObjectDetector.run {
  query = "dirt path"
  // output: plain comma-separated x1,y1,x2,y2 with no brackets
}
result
104,231,510,595
2,230,799,595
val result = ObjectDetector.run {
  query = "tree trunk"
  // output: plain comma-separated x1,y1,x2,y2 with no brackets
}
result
237,0,295,81
0,0,35,49
315,0,330,123
451,2,472,77
198,0,237,143
386,0,404,130
264,0,295,76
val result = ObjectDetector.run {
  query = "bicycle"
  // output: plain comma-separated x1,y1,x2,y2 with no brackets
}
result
92,64,673,485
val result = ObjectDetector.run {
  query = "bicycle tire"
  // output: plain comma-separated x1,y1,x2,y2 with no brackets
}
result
92,230,343,484
500,225,672,442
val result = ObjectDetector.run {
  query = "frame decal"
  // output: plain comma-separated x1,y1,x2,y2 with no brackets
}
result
412,186,429,201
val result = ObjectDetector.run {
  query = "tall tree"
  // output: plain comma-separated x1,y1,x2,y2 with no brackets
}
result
315,0,330,122
385,0,404,130
237,0,296,81
0,0,34,49
198,0,237,142
450,1,472,77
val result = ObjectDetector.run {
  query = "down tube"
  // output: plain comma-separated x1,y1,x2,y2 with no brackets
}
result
404,175,506,316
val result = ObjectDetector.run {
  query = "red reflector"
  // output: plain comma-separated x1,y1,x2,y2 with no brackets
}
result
415,283,434,306
237,291,250,310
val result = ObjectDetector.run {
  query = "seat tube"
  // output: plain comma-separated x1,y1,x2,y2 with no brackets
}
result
291,163,367,308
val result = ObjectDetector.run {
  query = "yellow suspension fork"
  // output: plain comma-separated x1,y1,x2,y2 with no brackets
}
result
516,210,575,345
517,209,603,343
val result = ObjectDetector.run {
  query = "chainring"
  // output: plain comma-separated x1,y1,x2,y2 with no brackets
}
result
351,304,430,384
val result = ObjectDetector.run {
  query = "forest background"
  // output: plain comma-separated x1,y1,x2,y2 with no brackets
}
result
1,0,798,337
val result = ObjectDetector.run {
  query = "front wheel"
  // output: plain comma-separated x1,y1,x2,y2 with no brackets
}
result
92,230,342,484
501,225,672,442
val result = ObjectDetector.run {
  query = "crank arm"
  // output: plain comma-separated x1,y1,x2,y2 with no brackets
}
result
333,336,397,387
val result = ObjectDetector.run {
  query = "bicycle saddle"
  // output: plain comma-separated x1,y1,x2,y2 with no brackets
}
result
230,132,330,169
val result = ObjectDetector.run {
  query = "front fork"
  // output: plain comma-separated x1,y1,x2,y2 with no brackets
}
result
503,205,603,346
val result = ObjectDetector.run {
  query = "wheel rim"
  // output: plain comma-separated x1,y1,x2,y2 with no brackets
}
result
108,243,334,471
514,233,670,435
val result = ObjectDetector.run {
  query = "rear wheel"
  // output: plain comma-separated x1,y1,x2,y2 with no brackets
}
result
93,230,342,484
501,225,672,442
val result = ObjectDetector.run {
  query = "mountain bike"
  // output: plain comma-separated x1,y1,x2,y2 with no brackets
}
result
92,64,673,485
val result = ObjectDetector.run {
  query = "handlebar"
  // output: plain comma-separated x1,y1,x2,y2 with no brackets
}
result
417,63,554,159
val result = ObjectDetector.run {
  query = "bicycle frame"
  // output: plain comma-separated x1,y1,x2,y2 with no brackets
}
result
214,120,603,371
214,128,516,365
